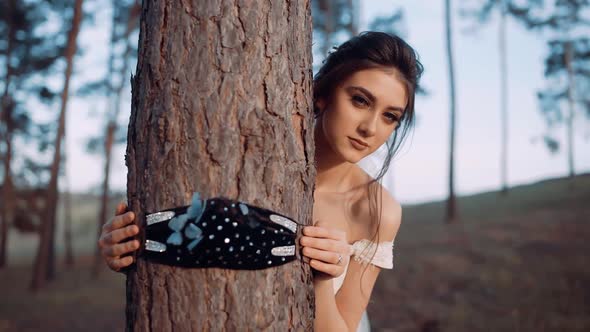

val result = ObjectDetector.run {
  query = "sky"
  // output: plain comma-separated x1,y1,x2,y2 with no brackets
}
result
57,1,590,205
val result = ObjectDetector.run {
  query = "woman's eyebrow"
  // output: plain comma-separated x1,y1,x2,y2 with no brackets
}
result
347,86,404,113
347,86,375,102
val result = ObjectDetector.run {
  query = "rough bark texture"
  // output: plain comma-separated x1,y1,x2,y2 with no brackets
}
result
125,1,315,330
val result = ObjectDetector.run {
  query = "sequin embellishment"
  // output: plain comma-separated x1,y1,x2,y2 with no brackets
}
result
142,192,299,270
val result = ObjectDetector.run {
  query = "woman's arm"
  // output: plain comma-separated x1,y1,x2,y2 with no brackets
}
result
314,278,349,331
335,198,402,330
299,226,352,330
303,194,402,331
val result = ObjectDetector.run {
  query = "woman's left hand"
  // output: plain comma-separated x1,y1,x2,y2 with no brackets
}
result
300,226,352,280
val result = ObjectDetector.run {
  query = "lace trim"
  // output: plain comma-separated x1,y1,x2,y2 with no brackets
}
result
350,239,394,269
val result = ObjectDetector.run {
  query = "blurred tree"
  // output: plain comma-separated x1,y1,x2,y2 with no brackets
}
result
63,157,74,267
312,0,357,60
445,0,459,223
0,0,62,268
368,7,405,35
31,0,84,291
90,0,141,278
537,37,590,176
516,0,590,180
311,1,406,62
460,0,538,195
124,1,315,330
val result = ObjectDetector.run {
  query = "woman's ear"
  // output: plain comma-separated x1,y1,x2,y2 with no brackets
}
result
315,98,326,113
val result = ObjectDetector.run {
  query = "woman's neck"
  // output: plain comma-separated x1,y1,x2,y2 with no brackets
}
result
313,121,358,194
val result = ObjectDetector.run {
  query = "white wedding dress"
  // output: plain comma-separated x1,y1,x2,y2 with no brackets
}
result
332,239,395,332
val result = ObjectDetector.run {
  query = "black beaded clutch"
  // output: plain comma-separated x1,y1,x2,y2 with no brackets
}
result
140,192,299,270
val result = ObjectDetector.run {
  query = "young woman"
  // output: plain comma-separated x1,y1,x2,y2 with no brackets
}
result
99,31,423,331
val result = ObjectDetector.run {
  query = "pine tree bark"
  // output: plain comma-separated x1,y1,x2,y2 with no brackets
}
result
31,0,83,290
125,1,315,330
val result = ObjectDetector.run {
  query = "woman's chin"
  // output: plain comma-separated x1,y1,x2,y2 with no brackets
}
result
338,148,369,164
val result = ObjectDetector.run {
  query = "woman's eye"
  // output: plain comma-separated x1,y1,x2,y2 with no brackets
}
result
384,113,399,123
351,95,369,107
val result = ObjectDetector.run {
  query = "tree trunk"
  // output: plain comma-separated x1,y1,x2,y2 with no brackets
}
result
0,125,13,269
125,1,315,330
0,0,17,270
445,0,457,223
564,40,576,180
499,2,509,195
64,173,74,267
31,0,83,291
62,109,74,267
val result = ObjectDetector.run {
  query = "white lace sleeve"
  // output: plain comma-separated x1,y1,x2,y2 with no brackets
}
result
350,239,395,269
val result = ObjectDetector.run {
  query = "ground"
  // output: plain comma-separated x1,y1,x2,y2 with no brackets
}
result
369,174,590,332
0,175,589,331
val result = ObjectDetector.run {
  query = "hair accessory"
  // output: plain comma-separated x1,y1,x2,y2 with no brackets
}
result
140,192,299,270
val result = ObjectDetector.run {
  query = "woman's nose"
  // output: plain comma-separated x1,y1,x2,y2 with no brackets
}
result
357,114,378,137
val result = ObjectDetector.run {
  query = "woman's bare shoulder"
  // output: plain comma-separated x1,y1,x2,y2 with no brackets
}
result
352,166,402,242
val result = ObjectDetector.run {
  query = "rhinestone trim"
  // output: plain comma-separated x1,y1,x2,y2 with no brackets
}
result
271,245,295,257
269,214,297,233
145,240,167,252
146,211,175,225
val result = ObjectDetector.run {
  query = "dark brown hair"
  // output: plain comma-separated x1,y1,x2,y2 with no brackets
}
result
313,31,423,293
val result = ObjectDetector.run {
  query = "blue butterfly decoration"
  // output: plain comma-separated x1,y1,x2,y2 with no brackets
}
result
166,192,206,251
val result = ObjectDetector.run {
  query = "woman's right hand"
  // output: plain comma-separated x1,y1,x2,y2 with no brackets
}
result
98,202,140,272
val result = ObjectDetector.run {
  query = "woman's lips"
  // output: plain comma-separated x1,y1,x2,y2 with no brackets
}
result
348,137,369,150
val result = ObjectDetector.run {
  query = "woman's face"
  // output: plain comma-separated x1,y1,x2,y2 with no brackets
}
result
317,67,408,163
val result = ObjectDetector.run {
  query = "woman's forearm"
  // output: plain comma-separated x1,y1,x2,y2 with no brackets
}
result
313,278,350,331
